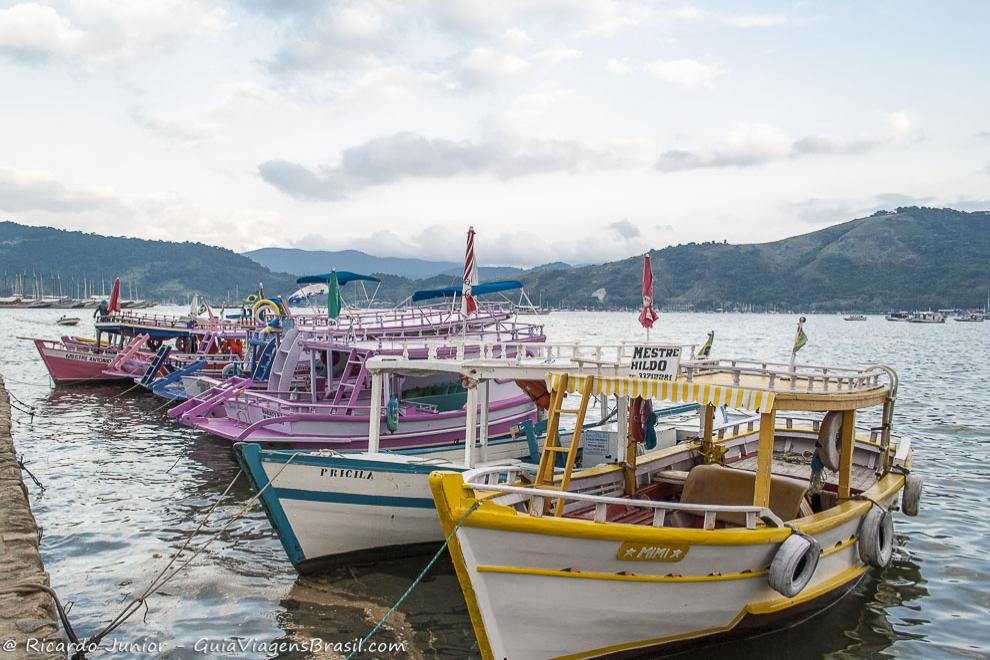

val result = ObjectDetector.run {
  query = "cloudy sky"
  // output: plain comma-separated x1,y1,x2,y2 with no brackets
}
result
0,1,987,267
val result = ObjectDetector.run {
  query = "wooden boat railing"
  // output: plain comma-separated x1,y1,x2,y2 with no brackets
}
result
462,465,785,529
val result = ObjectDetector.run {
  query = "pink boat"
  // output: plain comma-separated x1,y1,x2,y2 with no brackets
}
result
169,322,547,449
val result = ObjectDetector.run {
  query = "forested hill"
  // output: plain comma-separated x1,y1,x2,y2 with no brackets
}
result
2,206,987,309
523,207,990,311
0,222,298,302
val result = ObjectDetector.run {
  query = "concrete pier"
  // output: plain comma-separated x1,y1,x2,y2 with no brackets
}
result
0,377,63,658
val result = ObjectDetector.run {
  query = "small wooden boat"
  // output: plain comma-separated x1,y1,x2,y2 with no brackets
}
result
843,314,867,321
884,311,909,322
431,356,920,659
953,312,985,322
55,315,81,326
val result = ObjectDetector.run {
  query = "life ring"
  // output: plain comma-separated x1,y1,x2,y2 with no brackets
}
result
858,506,894,568
902,474,922,517
515,380,551,411
174,337,190,353
629,397,653,443
768,533,821,597
252,298,281,322
816,411,843,472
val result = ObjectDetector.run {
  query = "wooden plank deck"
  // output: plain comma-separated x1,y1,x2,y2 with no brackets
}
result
730,453,877,492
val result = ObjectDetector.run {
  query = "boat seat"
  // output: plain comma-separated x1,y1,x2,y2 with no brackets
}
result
677,464,809,527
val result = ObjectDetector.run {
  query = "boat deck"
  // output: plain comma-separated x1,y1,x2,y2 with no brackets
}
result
729,454,878,492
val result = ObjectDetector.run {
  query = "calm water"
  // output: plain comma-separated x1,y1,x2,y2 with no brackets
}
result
1,309,987,659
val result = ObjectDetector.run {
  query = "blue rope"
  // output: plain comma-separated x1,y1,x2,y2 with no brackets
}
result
346,500,481,659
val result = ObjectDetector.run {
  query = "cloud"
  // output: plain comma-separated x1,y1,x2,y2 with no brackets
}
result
0,1,231,65
259,131,623,200
642,58,724,87
609,219,640,239
129,108,214,142
606,57,630,75
290,223,655,267
533,42,583,66
784,193,935,224
459,47,531,84
0,167,124,213
503,26,532,48
656,113,915,172
722,14,788,28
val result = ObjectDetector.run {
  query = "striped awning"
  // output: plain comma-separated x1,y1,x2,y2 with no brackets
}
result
550,373,776,413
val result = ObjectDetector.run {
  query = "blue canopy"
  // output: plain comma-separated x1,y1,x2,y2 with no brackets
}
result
296,271,380,285
412,280,523,302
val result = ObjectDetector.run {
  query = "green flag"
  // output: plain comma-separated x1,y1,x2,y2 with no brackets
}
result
793,318,808,354
328,269,342,320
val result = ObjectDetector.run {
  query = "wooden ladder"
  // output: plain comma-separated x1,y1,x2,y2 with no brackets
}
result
530,374,596,517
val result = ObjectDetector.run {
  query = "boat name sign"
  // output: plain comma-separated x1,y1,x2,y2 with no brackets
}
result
617,541,689,562
630,345,681,382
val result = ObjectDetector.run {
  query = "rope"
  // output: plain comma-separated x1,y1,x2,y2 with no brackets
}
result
16,454,45,493
107,383,142,400
79,454,299,656
0,583,82,648
346,500,481,660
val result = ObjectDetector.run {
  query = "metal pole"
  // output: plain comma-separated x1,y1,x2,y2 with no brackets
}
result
368,371,383,453
464,385,478,468
479,380,490,463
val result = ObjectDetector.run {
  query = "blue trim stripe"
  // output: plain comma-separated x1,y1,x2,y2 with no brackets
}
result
234,443,308,566
273,488,436,508
255,453,467,474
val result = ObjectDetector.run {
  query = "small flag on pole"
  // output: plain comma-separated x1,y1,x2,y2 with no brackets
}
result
792,316,808,355
698,331,714,358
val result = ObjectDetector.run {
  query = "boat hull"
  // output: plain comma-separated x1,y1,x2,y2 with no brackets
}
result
29,339,128,384
430,469,905,660
235,439,533,572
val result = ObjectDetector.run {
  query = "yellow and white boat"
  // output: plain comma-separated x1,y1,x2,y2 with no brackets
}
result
430,355,921,659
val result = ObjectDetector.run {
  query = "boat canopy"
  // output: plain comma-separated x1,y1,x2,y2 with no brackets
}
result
411,280,522,302
295,271,380,285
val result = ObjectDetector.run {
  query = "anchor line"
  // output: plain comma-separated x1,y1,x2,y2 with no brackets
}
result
77,453,300,657
16,454,45,493
346,500,482,660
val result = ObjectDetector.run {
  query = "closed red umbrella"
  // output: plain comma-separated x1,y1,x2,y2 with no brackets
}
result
638,254,658,329
107,277,122,313
462,226,478,316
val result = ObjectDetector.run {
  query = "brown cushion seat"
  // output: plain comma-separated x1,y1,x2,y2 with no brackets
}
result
679,464,808,526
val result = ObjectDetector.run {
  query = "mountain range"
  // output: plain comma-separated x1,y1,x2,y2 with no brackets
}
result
1,206,987,310
243,246,571,280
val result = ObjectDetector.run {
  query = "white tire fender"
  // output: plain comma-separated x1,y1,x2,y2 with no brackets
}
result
858,506,894,568
816,411,843,472
902,474,922,517
769,533,821,597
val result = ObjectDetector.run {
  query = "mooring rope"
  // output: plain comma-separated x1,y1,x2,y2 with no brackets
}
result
16,454,45,493
0,583,82,649
77,454,299,658
345,500,481,660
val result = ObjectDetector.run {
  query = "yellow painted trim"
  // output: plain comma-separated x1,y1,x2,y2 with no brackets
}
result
792,470,906,536
458,504,792,545
428,473,495,660
820,536,858,558
746,564,867,615
477,564,767,583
